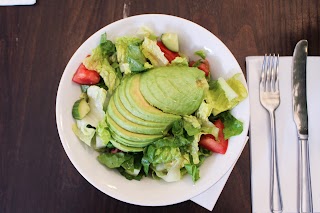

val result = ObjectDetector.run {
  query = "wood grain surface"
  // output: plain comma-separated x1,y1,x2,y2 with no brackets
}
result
1,0,319,212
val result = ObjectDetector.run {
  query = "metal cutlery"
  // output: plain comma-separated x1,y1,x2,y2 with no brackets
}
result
292,40,313,213
259,54,283,213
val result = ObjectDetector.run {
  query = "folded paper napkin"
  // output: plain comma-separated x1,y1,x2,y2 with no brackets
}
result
247,56,320,213
0,0,35,5
191,137,249,211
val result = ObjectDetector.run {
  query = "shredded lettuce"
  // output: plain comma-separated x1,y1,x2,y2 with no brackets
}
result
205,74,248,116
141,37,169,66
137,26,158,40
95,120,111,149
194,50,206,59
182,115,201,136
115,36,149,74
83,37,120,93
72,86,108,146
170,57,189,66
72,122,95,147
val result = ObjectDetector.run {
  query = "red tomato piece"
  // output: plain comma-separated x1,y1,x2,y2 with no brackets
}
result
189,59,210,76
199,120,228,154
72,63,100,85
156,41,180,62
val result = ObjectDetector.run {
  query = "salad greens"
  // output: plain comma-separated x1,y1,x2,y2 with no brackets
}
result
71,27,248,183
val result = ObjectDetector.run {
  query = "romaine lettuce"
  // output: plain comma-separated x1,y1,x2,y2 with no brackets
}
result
115,36,150,73
141,37,169,66
83,40,120,93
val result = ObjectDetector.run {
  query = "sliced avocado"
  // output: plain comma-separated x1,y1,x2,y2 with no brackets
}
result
109,138,144,152
161,33,179,52
109,128,151,148
106,113,163,142
123,74,180,123
107,97,167,135
72,99,90,120
140,66,207,115
113,89,169,128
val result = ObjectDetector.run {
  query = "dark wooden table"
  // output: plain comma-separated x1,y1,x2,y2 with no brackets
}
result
1,0,319,212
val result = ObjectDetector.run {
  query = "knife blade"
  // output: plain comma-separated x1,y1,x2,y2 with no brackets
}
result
292,40,313,213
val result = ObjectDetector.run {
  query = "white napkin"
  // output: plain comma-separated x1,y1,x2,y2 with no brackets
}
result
247,56,320,213
191,137,249,211
0,0,35,5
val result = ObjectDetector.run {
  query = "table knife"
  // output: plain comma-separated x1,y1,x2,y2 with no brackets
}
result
292,40,313,213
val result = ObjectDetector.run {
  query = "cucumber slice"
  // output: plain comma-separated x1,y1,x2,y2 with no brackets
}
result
161,33,179,52
72,99,90,120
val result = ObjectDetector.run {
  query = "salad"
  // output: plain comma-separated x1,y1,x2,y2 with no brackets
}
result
71,27,248,182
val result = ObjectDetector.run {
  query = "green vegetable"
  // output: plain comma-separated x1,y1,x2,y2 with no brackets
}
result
72,99,90,120
137,26,158,40
83,35,120,94
72,121,95,147
170,57,189,66
185,164,200,182
98,152,131,169
95,120,111,149
98,152,144,180
115,36,148,74
194,50,206,59
82,86,107,127
140,66,208,115
161,33,179,52
226,73,248,103
183,115,201,136
207,76,244,115
99,33,116,58
141,37,169,66
214,111,243,139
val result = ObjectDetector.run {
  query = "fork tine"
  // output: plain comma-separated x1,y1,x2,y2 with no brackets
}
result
260,54,267,91
275,54,279,91
266,54,272,92
271,54,276,92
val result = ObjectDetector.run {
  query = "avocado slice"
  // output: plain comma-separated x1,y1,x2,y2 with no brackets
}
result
107,96,167,135
106,113,163,142
109,138,144,152
123,74,180,123
113,89,169,129
109,128,152,148
140,66,207,115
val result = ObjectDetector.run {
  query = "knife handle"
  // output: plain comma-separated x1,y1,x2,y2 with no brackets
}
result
269,111,283,213
299,139,313,213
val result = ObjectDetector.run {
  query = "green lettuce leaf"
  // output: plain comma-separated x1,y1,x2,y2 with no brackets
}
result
72,86,108,146
214,111,243,139
207,74,248,115
137,26,158,40
95,120,111,149
226,73,248,102
72,122,95,147
183,115,201,136
98,152,131,169
83,41,120,93
185,164,200,182
194,50,206,59
99,33,116,58
115,36,148,73
82,86,107,127
141,37,169,66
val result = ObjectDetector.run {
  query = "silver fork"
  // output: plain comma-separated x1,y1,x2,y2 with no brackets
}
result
259,54,283,213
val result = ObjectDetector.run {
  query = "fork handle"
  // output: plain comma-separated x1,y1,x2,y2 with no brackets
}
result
269,111,283,213
299,138,313,213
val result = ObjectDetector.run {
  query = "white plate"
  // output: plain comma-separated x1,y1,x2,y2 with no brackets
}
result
56,14,250,206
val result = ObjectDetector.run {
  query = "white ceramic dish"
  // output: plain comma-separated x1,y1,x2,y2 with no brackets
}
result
56,14,250,206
